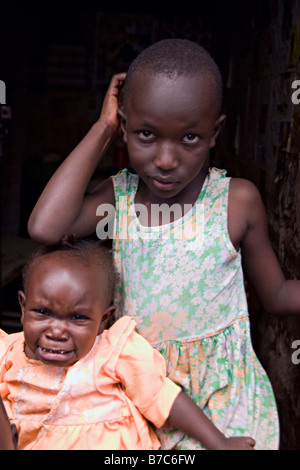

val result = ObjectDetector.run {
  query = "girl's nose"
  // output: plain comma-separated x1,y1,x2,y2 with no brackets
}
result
46,320,68,342
154,143,178,170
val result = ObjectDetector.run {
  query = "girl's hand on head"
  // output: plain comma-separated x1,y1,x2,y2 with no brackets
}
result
98,73,127,137
221,436,256,450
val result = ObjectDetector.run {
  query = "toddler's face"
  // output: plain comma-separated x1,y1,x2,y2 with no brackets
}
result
122,72,225,203
19,254,113,367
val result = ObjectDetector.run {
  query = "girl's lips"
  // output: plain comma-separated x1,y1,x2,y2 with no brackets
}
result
37,346,75,363
152,177,179,191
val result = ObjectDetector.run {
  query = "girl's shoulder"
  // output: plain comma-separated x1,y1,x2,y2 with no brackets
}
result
93,316,138,378
104,316,137,343
0,330,23,348
0,331,24,366
227,176,265,249
209,168,261,206
229,176,262,205
98,317,137,359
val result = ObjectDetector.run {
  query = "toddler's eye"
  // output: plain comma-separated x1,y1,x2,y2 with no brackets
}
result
72,314,88,321
33,309,49,316
183,133,200,143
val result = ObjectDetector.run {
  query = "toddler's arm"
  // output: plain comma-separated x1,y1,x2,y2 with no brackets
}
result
167,390,255,450
28,73,126,244
114,318,255,451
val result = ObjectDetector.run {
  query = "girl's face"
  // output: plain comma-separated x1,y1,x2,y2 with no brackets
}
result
19,254,113,367
122,73,225,204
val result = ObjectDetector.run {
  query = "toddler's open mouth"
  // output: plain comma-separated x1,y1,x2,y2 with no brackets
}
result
38,346,75,363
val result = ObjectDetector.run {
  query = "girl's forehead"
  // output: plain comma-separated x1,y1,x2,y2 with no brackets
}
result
27,253,98,287
129,70,214,95
126,72,218,120
26,256,104,300
32,252,86,270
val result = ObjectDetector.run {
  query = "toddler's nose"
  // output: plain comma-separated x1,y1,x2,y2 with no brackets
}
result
46,320,68,342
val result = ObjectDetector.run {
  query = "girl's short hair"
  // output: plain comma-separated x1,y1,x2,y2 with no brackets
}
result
22,235,116,307
123,38,223,114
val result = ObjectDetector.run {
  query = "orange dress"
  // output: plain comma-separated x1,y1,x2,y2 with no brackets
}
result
0,316,181,450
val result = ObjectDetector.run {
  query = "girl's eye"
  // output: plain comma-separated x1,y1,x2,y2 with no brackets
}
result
138,130,155,140
183,133,200,143
72,314,88,321
33,309,49,316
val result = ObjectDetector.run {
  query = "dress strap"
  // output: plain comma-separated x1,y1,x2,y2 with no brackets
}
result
203,167,236,256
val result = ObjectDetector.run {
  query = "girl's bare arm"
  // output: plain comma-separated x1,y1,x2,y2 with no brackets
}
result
28,73,126,244
229,178,300,314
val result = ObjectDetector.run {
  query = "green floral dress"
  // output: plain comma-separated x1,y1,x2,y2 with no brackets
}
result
111,167,279,450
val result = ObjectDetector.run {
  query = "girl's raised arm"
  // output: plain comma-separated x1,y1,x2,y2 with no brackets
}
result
28,73,126,244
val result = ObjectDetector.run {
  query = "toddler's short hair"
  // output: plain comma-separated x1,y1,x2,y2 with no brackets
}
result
123,38,223,114
22,236,116,308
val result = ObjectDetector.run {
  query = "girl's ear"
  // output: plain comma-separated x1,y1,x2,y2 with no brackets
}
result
117,109,127,143
18,291,26,325
97,304,116,335
210,114,226,148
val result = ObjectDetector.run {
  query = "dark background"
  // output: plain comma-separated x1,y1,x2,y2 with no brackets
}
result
1,0,300,449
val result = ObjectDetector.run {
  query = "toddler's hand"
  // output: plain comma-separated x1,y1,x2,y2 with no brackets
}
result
221,436,255,450
98,73,127,136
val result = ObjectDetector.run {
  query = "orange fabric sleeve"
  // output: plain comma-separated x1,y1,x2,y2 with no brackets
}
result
115,327,181,428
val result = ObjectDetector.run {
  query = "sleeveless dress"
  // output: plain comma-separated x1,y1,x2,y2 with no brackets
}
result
112,167,279,450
